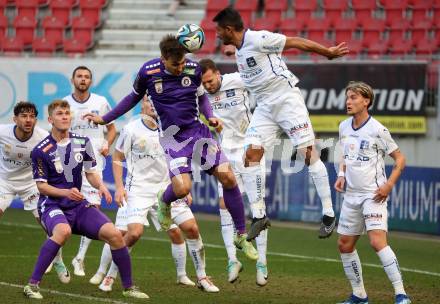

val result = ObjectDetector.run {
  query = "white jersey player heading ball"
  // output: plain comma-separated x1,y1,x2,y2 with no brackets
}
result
335,81,411,304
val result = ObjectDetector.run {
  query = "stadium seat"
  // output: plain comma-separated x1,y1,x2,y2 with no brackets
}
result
252,17,278,32
15,0,38,19
71,15,94,47
427,60,439,89
410,0,433,24
294,0,317,20
366,39,389,56
388,18,411,42
306,17,332,42
347,40,364,57
38,0,49,5
2,36,24,55
50,0,74,26
360,18,386,41
79,0,103,27
264,0,287,21
205,0,229,20
382,0,409,21
279,17,306,36
0,0,7,10
63,38,87,56
283,47,301,58
351,0,376,20
0,14,7,38
415,37,439,55
32,37,56,56
390,38,413,55
13,15,36,45
323,0,348,22
42,15,64,45
411,19,433,43
234,0,258,25
200,18,216,43
334,18,358,42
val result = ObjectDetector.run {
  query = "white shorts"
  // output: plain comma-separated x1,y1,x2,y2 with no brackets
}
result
337,193,388,236
0,180,39,212
218,147,246,197
115,196,194,232
245,87,315,149
81,171,102,205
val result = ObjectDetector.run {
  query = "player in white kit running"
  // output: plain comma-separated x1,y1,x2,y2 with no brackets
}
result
0,102,70,283
213,7,349,238
335,81,411,304
200,59,269,286
90,97,219,293
64,66,117,277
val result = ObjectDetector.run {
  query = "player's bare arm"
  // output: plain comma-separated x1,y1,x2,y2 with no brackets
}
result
112,149,127,207
101,123,116,157
334,163,346,193
82,112,105,125
36,181,84,201
85,171,112,204
373,149,406,203
284,37,349,60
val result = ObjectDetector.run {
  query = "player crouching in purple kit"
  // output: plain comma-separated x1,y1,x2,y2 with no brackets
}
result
23,100,148,300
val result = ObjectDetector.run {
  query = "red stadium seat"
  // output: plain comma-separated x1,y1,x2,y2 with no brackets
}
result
347,40,364,57
50,0,74,26
252,17,279,32
200,18,216,42
351,0,376,19
323,0,348,22
42,16,65,45
2,36,24,55
294,0,317,20
388,18,411,41
71,16,94,46
234,0,258,25
16,0,38,19
279,17,306,36
32,37,56,56
283,47,301,58
334,18,358,42
0,0,7,9
198,38,217,54
360,18,386,41
415,37,439,55
79,0,103,27
390,38,413,55
411,19,433,43
382,0,409,21
410,0,433,23
63,38,88,56
205,0,229,20
366,39,389,56
0,14,7,38
13,15,36,45
264,0,287,21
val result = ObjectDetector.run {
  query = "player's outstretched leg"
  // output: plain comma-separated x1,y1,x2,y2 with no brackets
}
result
90,243,112,285
219,208,242,282
72,236,92,276
255,229,268,286
168,227,195,286
157,188,173,230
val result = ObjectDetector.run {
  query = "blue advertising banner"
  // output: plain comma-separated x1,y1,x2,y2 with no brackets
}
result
11,159,440,235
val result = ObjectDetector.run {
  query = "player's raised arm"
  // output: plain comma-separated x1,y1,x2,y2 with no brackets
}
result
284,37,349,60
198,91,223,132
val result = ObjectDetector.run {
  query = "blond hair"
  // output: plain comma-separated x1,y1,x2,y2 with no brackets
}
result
48,100,70,116
345,81,374,108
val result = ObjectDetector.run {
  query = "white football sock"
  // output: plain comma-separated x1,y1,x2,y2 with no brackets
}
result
341,250,367,299
220,208,237,262
242,164,266,219
186,237,206,280
377,246,406,295
97,243,112,275
53,247,63,264
308,160,334,217
76,236,92,261
172,242,187,277
255,229,268,265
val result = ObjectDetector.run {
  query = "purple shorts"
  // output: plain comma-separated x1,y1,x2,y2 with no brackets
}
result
160,122,229,178
39,200,111,240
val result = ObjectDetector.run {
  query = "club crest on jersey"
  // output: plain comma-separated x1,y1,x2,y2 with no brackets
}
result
226,89,235,97
246,57,257,67
154,80,163,94
74,153,83,163
360,140,369,150
181,76,191,87
53,157,63,173
3,144,11,155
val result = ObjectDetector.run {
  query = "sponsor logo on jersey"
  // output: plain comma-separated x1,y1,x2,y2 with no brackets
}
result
49,209,64,218
169,157,188,170
147,68,161,75
364,213,383,220
225,89,235,97
288,123,309,135
3,143,11,155
183,68,195,75
42,143,53,153
181,76,191,87
246,57,257,67
53,157,63,173
73,138,86,145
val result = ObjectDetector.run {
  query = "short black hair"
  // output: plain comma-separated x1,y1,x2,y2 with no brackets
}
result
72,66,92,79
199,58,218,74
13,101,38,117
213,6,244,31
160,34,187,60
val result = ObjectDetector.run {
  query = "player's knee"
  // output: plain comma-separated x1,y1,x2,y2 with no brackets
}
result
219,170,236,189
53,225,72,244
338,238,354,253
185,224,199,239
369,238,387,252
173,184,191,198
244,147,263,167
127,229,142,243
168,228,184,243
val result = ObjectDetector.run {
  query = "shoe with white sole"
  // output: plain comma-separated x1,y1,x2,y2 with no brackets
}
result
71,257,85,276
122,286,149,299
227,260,243,283
45,262,53,274
197,277,220,293
54,261,71,284
24,284,43,299
99,276,115,292
177,275,196,286
89,272,105,285
256,262,268,286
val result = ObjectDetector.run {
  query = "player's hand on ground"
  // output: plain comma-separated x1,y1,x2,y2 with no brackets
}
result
185,192,193,206
373,182,392,203
208,117,223,133
327,42,349,60
67,187,84,201
100,141,109,157
82,112,105,125
99,184,113,204
114,187,127,207
223,44,236,57
334,176,345,192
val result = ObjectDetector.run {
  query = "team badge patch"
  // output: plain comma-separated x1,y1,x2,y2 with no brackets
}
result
181,76,191,87
74,153,83,163
246,57,257,67
226,89,235,97
155,81,163,94
54,158,63,173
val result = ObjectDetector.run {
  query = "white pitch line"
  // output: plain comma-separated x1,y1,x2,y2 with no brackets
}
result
3,221,440,278
0,282,130,304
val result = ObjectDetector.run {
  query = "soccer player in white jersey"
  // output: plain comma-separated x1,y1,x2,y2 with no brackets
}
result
213,7,349,238
0,101,70,283
63,66,117,277
335,81,410,304
90,97,219,293
200,59,269,286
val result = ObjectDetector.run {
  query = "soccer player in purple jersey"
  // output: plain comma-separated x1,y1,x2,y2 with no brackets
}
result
84,35,260,260
23,100,148,300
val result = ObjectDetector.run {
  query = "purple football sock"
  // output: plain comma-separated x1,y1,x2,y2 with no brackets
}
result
111,247,133,289
162,183,178,205
29,239,60,284
223,185,246,234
